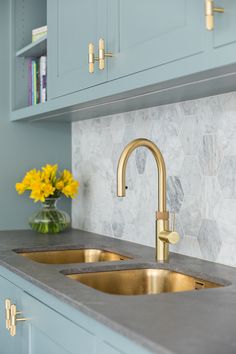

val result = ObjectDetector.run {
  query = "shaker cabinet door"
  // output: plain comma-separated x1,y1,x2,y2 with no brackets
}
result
213,0,236,48
108,0,205,80
0,275,28,354
23,292,96,354
48,0,108,99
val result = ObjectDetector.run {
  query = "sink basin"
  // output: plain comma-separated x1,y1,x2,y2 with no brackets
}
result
15,249,130,264
65,268,223,295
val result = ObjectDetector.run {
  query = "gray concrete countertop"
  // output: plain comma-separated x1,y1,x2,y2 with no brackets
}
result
0,229,236,354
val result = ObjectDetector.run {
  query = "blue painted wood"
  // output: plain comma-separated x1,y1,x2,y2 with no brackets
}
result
12,0,47,110
0,0,71,230
24,292,96,354
0,266,153,354
0,275,29,354
16,35,47,58
213,0,236,48
48,0,108,99
10,0,236,122
108,0,205,80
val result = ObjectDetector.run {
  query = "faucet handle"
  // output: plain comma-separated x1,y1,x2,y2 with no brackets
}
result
159,230,179,245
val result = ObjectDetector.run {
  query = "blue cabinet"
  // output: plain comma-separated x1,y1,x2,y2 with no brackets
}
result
213,0,236,48
0,267,153,354
11,0,236,122
23,292,96,354
48,0,108,99
0,274,95,354
0,275,28,354
108,0,205,80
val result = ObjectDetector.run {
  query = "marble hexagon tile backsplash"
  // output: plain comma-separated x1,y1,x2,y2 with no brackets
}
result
72,92,236,267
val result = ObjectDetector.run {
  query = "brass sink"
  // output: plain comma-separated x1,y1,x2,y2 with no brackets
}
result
65,268,223,295
15,249,130,264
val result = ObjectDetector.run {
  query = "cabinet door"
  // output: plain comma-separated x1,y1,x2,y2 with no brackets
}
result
213,0,236,48
0,275,28,354
48,0,107,99
108,0,205,80
23,293,96,354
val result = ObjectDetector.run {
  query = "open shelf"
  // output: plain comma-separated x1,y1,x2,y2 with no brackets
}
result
16,35,47,58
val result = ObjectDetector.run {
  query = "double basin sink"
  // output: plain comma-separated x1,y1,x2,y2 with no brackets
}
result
14,248,223,296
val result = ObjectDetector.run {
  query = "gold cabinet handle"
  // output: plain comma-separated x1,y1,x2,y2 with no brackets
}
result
88,43,98,74
88,39,113,73
5,299,11,330
205,0,224,31
98,38,113,70
9,304,30,337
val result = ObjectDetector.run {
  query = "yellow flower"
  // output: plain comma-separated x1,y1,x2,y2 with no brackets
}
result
42,164,58,180
61,170,73,183
15,183,26,195
22,169,41,189
43,183,55,198
62,180,79,198
55,181,64,190
16,165,79,202
30,188,45,203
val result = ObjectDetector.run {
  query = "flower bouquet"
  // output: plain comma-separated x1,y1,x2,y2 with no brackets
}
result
16,164,79,234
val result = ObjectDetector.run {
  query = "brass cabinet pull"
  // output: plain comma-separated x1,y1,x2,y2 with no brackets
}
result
98,38,113,70
88,39,112,73
10,304,30,337
5,299,11,330
205,0,224,31
88,43,98,74
4,299,30,337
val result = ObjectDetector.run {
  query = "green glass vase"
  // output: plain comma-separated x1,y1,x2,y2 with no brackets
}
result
29,198,70,234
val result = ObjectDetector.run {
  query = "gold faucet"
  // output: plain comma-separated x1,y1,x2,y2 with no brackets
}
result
117,138,179,262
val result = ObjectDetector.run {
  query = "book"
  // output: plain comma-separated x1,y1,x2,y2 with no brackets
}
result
32,59,37,105
28,56,47,106
32,25,47,42
28,59,32,106
39,56,47,103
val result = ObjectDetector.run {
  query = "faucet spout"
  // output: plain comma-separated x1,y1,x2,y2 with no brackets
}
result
117,138,167,212
117,138,179,262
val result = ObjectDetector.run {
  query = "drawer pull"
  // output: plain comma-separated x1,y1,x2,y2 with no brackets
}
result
88,39,113,73
205,0,224,31
98,38,113,71
10,304,30,337
4,299,30,336
5,299,11,330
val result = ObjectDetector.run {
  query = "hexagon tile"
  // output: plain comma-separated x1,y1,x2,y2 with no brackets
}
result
72,91,236,267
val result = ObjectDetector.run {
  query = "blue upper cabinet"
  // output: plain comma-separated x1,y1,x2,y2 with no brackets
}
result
10,0,236,122
107,0,205,80
213,0,236,48
47,0,108,99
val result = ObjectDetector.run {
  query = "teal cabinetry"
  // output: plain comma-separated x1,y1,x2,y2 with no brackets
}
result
11,0,236,122
0,275,28,354
0,267,152,354
213,0,236,48
48,0,108,99
108,0,204,80
23,292,96,354
0,274,95,354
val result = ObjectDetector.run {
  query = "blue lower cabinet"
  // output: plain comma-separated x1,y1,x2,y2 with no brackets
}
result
0,275,28,354
23,292,96,354
0,269,153,354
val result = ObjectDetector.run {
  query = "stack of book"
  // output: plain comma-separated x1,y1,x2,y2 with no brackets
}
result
28,56,47,106
32,25,47,42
